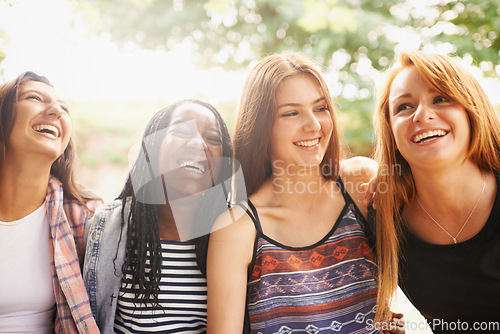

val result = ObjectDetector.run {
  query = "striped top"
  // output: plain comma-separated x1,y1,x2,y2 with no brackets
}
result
245,179,379,334
114,239,207,333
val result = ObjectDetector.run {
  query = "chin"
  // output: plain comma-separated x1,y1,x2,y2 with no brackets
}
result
165,179,212,197
300,157,324,167
42,149,65,163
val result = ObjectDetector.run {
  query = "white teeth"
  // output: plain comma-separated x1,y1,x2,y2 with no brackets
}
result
33,124,59,138
412,130,446,143
294,138,319,147
180,161,206,174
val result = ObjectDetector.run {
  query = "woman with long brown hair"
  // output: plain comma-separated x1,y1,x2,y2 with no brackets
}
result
0,71,101,332
372,51,500,333
206,53,383,333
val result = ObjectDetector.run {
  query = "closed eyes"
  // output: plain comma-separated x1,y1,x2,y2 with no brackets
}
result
280,111,298,117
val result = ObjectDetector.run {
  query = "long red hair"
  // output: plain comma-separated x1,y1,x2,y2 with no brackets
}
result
373,51,500,321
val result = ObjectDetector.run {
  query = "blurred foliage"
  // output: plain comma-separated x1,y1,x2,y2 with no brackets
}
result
0,33,7,81
0,0,16,80
70,98,238,167
76,0,500,155
0,36,5,80
434,1,500,77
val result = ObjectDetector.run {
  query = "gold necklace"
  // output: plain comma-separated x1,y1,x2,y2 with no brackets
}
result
416,176,486,244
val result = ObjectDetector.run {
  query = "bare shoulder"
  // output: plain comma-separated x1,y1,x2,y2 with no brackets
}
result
207,204,256,333
210,204,257,255
339,157,378,217
207,203,257,288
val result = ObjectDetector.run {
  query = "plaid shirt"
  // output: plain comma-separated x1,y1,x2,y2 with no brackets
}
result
46,175,101,333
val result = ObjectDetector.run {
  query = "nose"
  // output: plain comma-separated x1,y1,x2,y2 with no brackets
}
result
303,110,322,132
185,133,207,151
413,102,435,123
46,102,64,118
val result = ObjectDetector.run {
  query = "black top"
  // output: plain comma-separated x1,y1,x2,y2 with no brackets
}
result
368,174,500,333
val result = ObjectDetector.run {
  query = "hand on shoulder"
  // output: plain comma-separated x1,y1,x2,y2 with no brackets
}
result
339,156,378,217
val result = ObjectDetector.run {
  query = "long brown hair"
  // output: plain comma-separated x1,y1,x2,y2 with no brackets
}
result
0,71,98,204
373,51,500,320
234,52,342,196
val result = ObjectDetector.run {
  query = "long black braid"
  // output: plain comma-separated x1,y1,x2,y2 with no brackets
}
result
116,99,233,305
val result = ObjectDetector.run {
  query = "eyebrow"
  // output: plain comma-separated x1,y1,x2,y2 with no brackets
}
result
170,120,220,133
390,93,411,104
277,96,325,109
206,127,221,132
391,87,441,104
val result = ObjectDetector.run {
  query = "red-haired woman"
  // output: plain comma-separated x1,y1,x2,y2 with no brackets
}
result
372,51,500,333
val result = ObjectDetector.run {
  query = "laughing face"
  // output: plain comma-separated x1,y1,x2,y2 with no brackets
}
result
157,102,223,199
269,74,333,172
389,65,471,170
7,81,71,163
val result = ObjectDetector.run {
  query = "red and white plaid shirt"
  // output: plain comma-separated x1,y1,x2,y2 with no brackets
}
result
46,175,101,333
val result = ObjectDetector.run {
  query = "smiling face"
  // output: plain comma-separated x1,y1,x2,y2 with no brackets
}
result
269,74,333,172
158,102,223,198
389,65,471,170
6,80,72,163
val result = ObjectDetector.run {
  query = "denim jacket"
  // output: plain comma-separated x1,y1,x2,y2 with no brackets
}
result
83,199,130,333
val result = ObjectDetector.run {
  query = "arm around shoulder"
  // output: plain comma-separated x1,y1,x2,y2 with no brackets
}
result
339,156,378,217
206,206,256,334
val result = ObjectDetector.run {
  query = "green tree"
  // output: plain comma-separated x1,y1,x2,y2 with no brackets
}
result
77,0,500,155
435,0,500,77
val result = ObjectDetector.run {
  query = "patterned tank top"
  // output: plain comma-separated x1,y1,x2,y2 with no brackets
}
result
243,178,379,334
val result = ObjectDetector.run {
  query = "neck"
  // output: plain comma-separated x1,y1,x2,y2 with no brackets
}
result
156,201,197,241
411,161,483,209
0,159,51,221
407,160,492,244
268,164,333,207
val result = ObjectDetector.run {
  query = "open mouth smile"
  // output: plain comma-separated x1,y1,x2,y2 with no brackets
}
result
294,138,320,147
411,130,448,144
179,160,207,174
33,124,60,138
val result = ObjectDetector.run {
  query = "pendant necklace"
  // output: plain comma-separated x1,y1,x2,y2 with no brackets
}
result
416,175,486,244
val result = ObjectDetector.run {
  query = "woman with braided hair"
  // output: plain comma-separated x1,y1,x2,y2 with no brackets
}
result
84,99,233,333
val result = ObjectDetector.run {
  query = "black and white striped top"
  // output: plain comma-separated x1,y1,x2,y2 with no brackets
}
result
114,240,207,333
